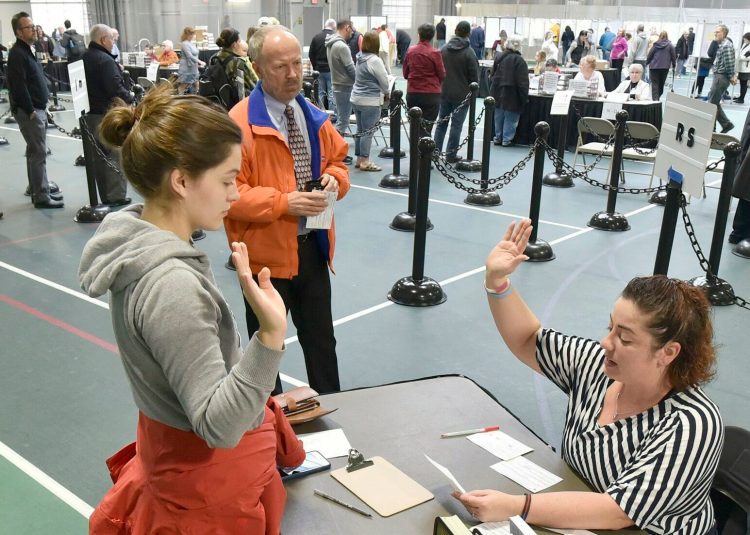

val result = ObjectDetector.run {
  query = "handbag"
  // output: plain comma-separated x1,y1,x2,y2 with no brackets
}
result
272,386,337,425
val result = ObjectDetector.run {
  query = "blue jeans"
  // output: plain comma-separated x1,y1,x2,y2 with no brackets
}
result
317,71,334,112
433,99,470,157
436,39,445,49
353,104,381,158
493,107,521,145
333,86,353,135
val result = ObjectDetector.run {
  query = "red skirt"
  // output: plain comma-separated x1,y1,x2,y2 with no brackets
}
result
90,398,305,534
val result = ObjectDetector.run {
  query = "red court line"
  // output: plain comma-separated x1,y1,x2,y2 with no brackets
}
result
0,294,119,354
0,227,78,249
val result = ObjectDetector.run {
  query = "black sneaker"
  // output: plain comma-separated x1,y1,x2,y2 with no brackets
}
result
728,233,743,245
720,123,735,134
25,181,60,196
343,155,353,164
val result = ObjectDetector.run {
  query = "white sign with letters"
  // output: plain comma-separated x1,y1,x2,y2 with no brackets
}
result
67,60,89,119
653,93,717,198
550,90,573,116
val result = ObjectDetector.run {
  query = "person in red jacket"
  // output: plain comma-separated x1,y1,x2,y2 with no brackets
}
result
403,23,446,138
225,26,350,396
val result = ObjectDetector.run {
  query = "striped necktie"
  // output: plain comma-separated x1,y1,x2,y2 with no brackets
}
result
285,105,312,191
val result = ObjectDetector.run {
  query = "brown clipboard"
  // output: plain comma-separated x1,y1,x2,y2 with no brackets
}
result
330,456,434,517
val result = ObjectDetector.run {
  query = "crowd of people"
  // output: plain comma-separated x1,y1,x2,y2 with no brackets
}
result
2,12,749,535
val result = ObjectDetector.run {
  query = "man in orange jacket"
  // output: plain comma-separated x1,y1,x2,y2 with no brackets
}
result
225,26,350,395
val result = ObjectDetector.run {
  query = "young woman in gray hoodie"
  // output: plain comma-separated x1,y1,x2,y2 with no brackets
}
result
79,84,304,533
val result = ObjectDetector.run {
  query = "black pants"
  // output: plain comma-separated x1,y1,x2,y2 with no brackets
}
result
244,233,340,395
611,58,624,82
406,92,441,139
650,68,669,100
738,75,749,101
731,198,750,242
694,75,706,95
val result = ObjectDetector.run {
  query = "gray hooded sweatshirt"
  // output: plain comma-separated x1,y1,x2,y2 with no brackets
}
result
78,205,283,448
325,33,356,87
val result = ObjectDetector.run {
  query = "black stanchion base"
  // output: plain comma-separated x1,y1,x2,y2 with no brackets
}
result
379,173,409,189
649,190,667,205
4,116,16,124
732,239,750,259
588,211,630,231
225,254,236,271
542,172,574,188
46,121,56,129
0,137,8,146
524,239,556,262
71,127,81,136
378,147,406,159
455,159,482,172
74,204,111,223
191,229,206,241
388,276,447,307
49,104,66,112
688,275,735,306
389,212,433,232
74,155,86,166
465,192,502,206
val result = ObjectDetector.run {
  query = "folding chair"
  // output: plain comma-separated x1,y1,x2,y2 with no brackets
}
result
572,117,616,176
703,132,741,200
622,121,659,187
710,426,750,535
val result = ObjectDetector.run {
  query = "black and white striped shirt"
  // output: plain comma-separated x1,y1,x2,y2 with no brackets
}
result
536,329,724,535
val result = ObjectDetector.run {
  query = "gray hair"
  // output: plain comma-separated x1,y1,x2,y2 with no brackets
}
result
324,18,336,30
505,35,522,52
629,63,644,74
89,24,112,44
248,25,297,64
715,24,729,37
162,39,174,49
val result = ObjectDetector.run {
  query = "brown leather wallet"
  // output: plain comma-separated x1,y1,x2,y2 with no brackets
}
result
273,386,337,425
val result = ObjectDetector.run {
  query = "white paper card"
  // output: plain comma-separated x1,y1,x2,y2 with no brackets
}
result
550,90,572,115
571,79,590,98
305,191,337,229
542,72,559,94
606,92,629,103
467,430,533,460
146,62,159,82
509,516,537,535
600,101,622,121
474,521,512,535
298,428,352,458
490,456,562,493
424,454,466,493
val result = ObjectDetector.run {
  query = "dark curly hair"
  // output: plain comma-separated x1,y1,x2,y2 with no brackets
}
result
621,275,716,391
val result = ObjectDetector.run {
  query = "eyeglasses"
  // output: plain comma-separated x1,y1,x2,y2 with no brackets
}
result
18,25,35,31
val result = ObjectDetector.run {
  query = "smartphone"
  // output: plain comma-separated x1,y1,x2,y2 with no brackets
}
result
279,450,330,481
304,179,324,192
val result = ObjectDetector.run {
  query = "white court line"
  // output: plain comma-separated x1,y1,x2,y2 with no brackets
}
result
0,125,80,142
0,440,95,519
350,184,585,231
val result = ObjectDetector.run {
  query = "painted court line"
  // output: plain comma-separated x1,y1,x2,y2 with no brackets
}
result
0,125,80,142
0,440,94,519
350,184,585,230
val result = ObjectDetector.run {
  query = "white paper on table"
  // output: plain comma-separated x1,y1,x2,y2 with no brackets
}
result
467,430,533,460
424,454,466,493
600,101,623,121
570,79,590,98
490,456,562,493
298,428,352,458
606,92,629,103
305,191,337,230
550,90,573,115
473,521,512,535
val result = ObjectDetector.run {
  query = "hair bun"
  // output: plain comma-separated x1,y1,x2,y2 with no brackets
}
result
99,101,138,149
216,37,225,47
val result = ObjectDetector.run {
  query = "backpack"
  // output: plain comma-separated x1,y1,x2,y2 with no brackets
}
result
199,54,241,110
66,32,86,59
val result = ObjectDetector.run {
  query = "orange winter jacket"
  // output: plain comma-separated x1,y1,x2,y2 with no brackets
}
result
225,83,350,279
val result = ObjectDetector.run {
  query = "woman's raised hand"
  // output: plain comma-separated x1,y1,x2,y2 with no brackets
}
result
485,219,532,288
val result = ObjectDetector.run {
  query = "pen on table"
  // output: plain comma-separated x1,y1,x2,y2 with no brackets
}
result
441,425,500,438
314,489,372,518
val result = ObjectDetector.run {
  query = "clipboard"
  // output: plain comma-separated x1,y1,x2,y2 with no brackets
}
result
331,456,433,517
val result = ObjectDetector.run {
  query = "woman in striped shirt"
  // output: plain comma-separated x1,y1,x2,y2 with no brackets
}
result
453,219,723,535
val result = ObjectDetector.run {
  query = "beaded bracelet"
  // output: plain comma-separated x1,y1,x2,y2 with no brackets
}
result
485,278,512,299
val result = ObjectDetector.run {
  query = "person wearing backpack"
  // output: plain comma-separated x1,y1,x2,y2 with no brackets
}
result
212,28,255,107
60,19,85,63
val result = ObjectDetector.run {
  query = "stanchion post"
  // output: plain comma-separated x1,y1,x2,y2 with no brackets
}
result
465,97,501,206
688,141,741,305
543,112,573,187
588,109,630,231
379,89,406,159
303,81,313,101
524,122,555,261
380,89,409,188
48,73,65,112
388,137,446,306
311,71,320,106
653,171,685,275
456,82,481,172
391,106,433,232
74,113,111,223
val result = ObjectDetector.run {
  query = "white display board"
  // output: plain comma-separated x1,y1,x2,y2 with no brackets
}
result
486,17,500,44
351,17,368,33
68,60,89,119
653,93,717,198
550,90,572,115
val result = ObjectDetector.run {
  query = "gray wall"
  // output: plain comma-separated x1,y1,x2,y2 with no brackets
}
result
0,0,31,46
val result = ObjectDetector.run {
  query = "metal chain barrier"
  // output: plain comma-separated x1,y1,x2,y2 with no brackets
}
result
430,106,486,159
541,139,667,195
678,196,750,310
47,114,81,139
79,115,124,177
623,123,658,156
419,91,473,128
429,139,536,195
571,102,617,144
343,103,402,139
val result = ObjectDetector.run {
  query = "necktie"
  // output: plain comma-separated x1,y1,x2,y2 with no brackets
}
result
285,105,312,191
